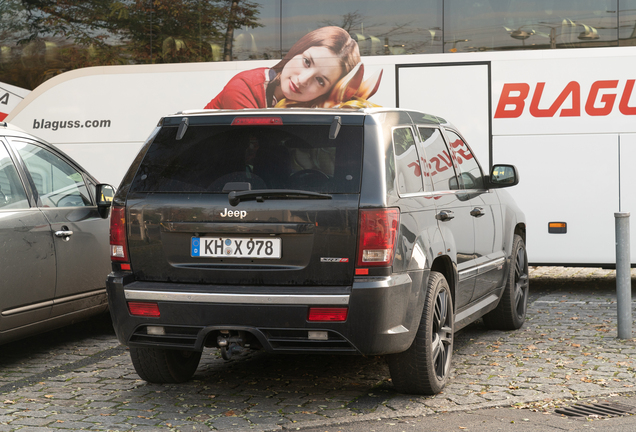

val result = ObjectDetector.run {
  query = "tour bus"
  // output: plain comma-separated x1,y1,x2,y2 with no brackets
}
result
5,45,636,267
0,82,30,122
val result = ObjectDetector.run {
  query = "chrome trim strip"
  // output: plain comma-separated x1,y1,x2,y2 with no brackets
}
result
2,288,106,316
54,289,107,305
352,273,412,289
2,300,54,316
476,257,506,274
454,293,499,323
2,289,107,316
458,268,477,280
124,290,350,305
459,257,506,280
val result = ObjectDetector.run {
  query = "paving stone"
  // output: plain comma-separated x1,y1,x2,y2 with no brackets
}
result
0,267,634,430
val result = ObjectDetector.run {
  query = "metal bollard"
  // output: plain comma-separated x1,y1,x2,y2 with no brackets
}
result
615,212,632,339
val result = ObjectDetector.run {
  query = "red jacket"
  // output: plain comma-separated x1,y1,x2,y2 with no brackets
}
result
205,67,270,109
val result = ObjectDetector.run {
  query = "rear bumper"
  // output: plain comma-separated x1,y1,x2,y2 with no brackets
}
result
106,271,427,356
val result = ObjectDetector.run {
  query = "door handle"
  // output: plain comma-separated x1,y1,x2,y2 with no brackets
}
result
470,207,485,217
436,210,455,221
55,228,73,241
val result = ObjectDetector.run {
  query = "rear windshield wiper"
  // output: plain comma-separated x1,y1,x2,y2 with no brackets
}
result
228,189,332,206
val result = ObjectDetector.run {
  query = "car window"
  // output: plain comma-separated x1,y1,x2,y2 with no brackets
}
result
13,140,92,208
393,127,424,194
417,127,460,191
0,143,29,210
445,130,484,190
130,124,363,194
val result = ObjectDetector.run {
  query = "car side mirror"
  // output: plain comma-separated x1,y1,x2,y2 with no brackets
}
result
488,164,519,188
96,184,115,218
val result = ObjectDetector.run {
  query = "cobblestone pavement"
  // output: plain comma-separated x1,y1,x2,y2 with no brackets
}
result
0,267,635,431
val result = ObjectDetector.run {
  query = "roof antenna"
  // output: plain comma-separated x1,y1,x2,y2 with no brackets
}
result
329,116,341,140
176,117,189,140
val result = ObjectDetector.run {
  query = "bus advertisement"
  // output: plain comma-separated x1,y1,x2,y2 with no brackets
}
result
6,45,636,267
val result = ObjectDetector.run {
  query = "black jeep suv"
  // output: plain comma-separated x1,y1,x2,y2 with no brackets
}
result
106,108,527,395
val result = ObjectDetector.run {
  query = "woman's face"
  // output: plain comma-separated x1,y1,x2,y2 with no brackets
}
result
279,46,342,102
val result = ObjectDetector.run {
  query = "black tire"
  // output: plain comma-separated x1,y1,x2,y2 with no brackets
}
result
129,347,202,383
388,271,454,395
483,234,529,330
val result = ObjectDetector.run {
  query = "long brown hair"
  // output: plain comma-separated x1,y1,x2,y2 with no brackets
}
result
268,26,361,107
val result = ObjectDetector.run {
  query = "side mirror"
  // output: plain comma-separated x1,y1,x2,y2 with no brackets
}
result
96,184,115,218
489,164,519,188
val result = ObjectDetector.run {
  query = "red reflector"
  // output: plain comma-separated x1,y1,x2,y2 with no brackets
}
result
120,263,131,271
308,307,348,322
128,302,160,317
231,116,283,126
356,208,400,267
355,268,369,275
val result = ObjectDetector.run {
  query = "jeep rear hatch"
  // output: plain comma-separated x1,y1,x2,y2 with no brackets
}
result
125,113,363,287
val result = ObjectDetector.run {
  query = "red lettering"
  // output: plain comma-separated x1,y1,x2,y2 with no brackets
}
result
420,157,430,176
585,80,618,116
449,139,473,163
529,82,580,117
407,161,421,177
438,151,454,167
431,156,448,173
619,79,636,115
494,83,530,118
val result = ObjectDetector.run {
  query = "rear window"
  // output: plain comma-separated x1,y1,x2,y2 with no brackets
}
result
130,124,363,194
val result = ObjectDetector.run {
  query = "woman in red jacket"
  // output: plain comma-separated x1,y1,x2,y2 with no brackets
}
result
204,26,361,109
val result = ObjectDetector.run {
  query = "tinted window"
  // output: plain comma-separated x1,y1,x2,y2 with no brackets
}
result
417,127,459,191
445,0,618,52
283,1,443,55
0,143,29,209
13,140,92,208
393,127,424,194
445,130,484,190
131,124,363,194
620,0,636,45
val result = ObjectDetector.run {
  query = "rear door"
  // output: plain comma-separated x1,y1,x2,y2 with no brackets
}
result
416,126,476,308
11,139,110,309
125,113,364,287
444,129,506,301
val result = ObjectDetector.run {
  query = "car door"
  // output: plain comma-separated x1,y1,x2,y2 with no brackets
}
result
11,138,110,317
0,138,55,331
416,126,476,309
444,130,506,302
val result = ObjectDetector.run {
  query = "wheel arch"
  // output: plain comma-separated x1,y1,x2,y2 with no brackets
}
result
430,255,457,310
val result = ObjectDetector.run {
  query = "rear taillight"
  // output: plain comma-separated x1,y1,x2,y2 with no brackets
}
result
110,205,128,262
356,208,400,268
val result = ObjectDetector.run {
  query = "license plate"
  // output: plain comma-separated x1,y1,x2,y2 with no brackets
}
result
191,237,281,259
